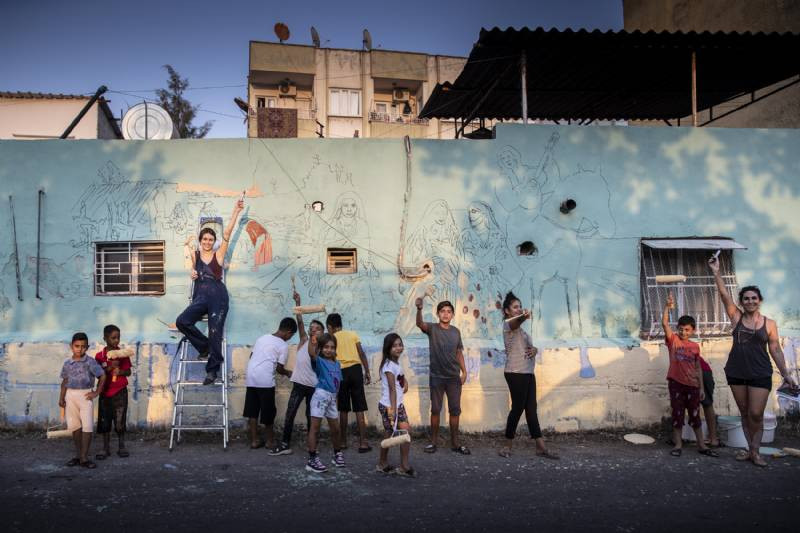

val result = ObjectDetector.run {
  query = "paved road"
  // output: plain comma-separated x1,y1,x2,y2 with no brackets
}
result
1,427,798,532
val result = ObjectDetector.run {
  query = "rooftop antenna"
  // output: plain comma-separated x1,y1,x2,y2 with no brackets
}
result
362,29,372,51
311,26,321,48
274,22,290,44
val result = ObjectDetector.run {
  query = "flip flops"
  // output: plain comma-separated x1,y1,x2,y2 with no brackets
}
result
80,460,97,469
536,449,560,460
451,445,471,455
393,467,417,478
424,444,437,453
698,448,719,457
735,450,751,462
670,448,683,457
375,464,394,474
498,447,512,458
95,451,110,460
66,457,81,467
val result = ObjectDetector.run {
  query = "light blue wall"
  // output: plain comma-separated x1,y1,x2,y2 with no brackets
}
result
2,125,798,347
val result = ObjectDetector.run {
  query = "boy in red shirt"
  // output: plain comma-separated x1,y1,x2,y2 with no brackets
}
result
662,293,718,458
94,324,132,459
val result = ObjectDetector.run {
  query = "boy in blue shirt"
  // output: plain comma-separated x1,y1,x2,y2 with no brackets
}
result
58,332,106,469
305,333,344,473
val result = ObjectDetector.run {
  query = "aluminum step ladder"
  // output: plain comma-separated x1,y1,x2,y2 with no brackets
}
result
169,216,229,450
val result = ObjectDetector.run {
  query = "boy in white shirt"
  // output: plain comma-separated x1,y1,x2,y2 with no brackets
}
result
244,317,297,449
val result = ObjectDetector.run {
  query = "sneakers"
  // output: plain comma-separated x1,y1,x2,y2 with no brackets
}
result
268,443,293,456
306,455,327,473
332,451,346,468
202,371,217,385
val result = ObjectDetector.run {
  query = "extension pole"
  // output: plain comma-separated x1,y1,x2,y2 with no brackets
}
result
521,50,528,125
9,196,22,301
691,51,698,127
60,86,107,139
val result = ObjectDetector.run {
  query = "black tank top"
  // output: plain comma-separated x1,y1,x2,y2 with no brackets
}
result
195,251,223,281
724,315,772,379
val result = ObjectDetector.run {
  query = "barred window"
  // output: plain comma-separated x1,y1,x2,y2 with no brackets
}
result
95,241,165,295
640,238,744,339
326,248,357,274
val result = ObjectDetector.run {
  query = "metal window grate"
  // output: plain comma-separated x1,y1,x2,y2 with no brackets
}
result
640,246,738,339
326,248,357,274
95,241,165,296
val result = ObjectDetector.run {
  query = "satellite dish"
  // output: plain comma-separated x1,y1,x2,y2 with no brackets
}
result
311,26,321,47
362,29,372,51
121,102,178,139
274,22,290,43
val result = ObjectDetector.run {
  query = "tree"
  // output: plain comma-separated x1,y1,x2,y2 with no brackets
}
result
156,65,213,138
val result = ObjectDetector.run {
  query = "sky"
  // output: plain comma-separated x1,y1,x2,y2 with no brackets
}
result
1,0,623,138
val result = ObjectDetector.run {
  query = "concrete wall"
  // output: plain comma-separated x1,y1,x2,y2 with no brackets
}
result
0,98,102,139
623,0,800,128
1,124,799,431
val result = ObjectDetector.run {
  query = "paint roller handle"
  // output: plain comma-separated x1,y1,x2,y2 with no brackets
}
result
707,254,720,274
665,292,675,310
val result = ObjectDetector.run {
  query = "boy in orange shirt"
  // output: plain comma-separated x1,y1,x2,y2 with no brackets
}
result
662,293,718,458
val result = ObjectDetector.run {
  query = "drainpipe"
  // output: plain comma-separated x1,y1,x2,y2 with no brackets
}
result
61,85,108,139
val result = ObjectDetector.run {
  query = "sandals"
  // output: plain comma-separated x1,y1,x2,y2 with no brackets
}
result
451,445,471,455
80,460,97,469
670,448,682,457
536,449,560,460
66,457,81,467
117,449,130,458
375,464,394,474
358,445,373,454
95,451,110,460
698,448,719,457
394,467,417,478
424,444,437,454
751,454,767,467
735,450,751,462
498,447,512,458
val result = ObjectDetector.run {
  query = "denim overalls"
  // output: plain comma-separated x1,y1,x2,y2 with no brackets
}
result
176,251,229,374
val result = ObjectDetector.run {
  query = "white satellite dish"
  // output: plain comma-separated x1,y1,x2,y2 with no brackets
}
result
362,29,372,51
311,26,321,47
121,102,178,140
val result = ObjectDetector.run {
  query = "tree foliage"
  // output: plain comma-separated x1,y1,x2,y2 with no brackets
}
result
156,65,213,138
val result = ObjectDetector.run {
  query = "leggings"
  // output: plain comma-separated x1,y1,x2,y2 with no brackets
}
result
504,372,542,439
281,382,315,446
176,278,229,373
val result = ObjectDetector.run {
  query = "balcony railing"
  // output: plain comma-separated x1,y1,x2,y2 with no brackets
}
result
368,111,429,125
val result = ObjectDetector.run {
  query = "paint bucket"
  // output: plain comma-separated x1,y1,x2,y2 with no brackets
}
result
718,414,777,447
680,419,708,441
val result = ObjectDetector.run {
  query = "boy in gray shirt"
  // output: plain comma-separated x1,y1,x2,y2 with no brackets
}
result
415,298,469,454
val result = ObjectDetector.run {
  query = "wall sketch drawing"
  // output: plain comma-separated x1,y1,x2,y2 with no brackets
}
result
71,162,170,248
394,199,463,336
22,255,88,299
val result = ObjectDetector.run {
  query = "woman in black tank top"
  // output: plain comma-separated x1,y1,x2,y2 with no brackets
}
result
176,199,244,385
709,255,797,467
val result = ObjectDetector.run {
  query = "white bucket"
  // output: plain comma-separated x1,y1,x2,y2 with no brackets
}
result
680,419,708,441
718,413,777,448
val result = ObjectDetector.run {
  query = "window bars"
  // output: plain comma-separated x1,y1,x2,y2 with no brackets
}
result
95,241,165,295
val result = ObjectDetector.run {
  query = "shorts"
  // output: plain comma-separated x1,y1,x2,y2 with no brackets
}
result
337,364,368,412
726,374,772,391
430,376,462,416
65,388,94,433
668,378,702,429
97,387,128,433
310,388,339,419
378,403,409,433
700,370,714,408
242,387,277,425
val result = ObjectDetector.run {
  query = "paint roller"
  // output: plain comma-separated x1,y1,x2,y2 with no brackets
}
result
292,304,326,315
46,407,72,439
380,415,411,449
783,447,800,458
106,347,134,382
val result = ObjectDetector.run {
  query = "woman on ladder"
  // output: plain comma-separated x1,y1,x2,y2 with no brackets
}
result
176,199,244,385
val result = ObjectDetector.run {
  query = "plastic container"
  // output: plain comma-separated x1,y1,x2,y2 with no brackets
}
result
718,413,777,447
681,419,708,441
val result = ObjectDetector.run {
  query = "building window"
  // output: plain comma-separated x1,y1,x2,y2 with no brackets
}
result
257,97,266,108
329,89,361,117
375,102,388,114
256,97,277,109
95,241,166,295
639,238,745,339
326,248,357,274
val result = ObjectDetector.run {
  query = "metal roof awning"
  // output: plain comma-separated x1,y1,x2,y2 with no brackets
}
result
641,238,747,250
419,27,800,127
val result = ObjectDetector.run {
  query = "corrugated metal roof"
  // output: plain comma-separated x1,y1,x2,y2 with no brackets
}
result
419,27,800,122
0,91,91,100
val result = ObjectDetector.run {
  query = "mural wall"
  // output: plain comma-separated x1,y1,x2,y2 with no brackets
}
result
1,125,799,431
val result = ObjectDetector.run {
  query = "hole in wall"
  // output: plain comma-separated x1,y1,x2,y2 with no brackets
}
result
560,199,577,214
517,241,537,256
311,201,324,212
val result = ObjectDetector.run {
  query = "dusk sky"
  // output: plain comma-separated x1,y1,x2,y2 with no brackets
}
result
1,0,623,138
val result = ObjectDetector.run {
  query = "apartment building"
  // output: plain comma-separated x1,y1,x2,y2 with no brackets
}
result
247,41,469,139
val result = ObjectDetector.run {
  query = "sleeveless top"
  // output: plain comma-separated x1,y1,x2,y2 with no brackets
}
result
724,315,772,379
195,250,223,281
